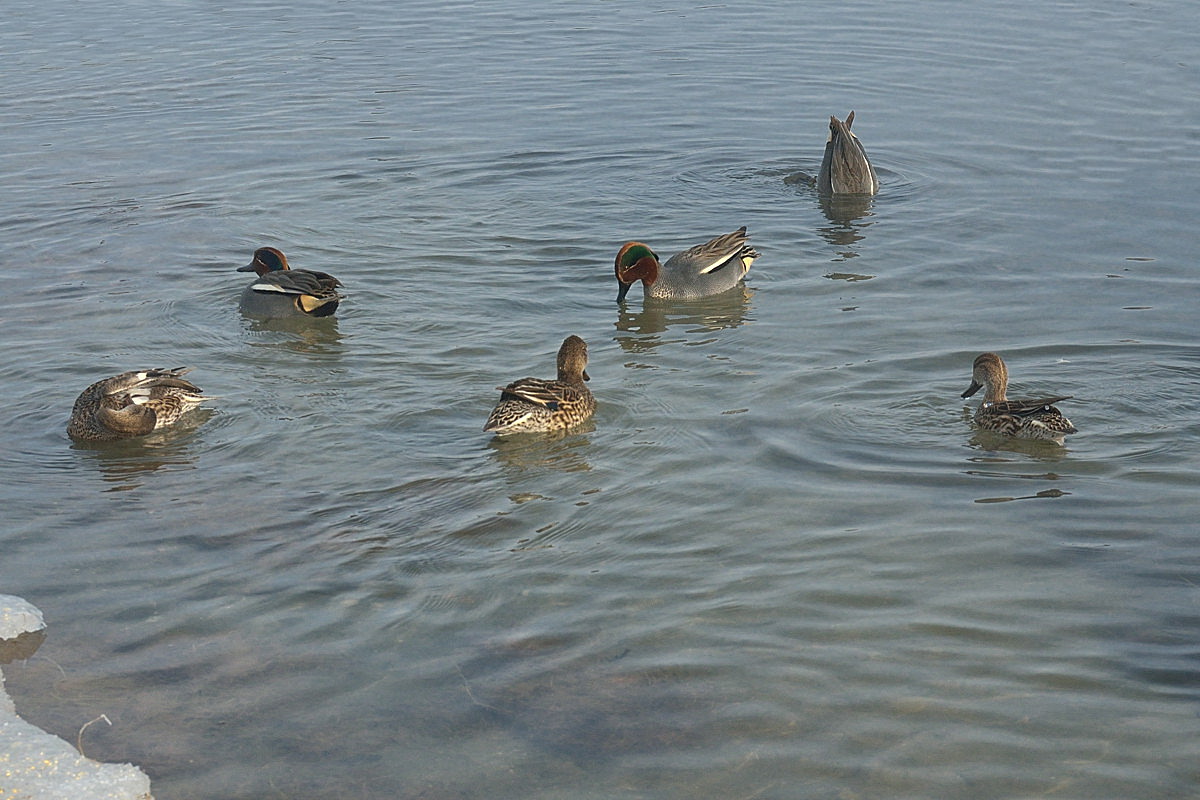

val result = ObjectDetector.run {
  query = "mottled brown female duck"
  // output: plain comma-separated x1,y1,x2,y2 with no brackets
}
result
67,367,210,441
484,336,596,435
961,352,1077,442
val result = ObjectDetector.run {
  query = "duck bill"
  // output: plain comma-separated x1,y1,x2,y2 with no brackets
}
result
237,261,257,272
582,369,590,382
960,380,983,399
615,281,633,304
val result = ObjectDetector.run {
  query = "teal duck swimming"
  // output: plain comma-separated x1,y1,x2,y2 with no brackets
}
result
614,227,759,303
484,335,596,434
817,111,879,196
961,352,1077,441
67,367,210,441
238,247,343,319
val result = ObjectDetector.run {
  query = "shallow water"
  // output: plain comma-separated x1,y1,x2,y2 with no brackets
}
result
3,1,1200,798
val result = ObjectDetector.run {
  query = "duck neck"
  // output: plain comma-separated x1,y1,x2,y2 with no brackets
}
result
983,382,1007,403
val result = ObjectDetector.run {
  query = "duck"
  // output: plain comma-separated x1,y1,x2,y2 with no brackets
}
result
484,335,596,435
67,367,211,441
817,111,879,196
237,247,343,318
614,227,759,303
960,352,1077,441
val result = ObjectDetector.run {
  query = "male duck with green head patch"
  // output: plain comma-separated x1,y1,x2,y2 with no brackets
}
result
238,247,343,319
614,227,759,303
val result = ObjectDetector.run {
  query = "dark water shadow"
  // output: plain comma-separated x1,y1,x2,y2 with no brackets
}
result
0,630,46,663
972,488,1071,504
456,639,722,766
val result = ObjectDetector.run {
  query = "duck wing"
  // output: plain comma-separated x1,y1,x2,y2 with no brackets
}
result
250,269,342,297
497,378,586,411
665,227,758,276
984,396,1073,417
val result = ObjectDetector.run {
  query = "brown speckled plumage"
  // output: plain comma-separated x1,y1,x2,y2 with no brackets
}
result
484,336,595,434
67,368,209,441
961,353,1076,442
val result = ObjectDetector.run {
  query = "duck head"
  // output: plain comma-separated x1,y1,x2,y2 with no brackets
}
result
614,242,660,303
238,247,290,276
961,352,1009,402
557,335,591,382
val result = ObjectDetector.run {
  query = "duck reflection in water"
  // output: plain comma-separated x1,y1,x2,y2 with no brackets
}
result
487,424,596,473
244,313,345,356
70,414,213,491
613,285,753,354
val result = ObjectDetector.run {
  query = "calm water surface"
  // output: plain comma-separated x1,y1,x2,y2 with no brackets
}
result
3,1,1199,798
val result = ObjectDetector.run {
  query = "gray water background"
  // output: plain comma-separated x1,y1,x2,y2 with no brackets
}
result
2,1,1199,798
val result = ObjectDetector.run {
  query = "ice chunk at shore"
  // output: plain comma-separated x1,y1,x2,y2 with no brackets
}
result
0,595,46,640
1,595,154,799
